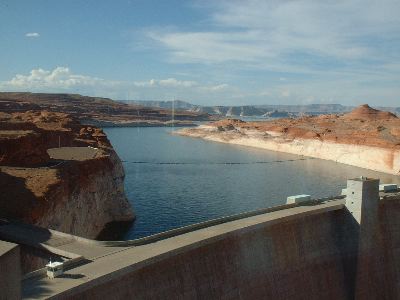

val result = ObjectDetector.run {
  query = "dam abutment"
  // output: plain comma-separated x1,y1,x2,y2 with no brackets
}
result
344,177,399,299
0,240,21,300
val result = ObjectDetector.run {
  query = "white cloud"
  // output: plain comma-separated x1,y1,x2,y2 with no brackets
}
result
148,31,270,63
201,83,229,92
146,0,400,70
133,79,156,87
4,67,105,89
0,67,231,104
25,32,40,38
2,67,218,92
2,66,398,106
159,78,197,87
132,0,400,106
134,78,197,88
280,90,291,98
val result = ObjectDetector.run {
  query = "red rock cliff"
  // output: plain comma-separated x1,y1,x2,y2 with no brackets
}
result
177,105,400,175
0,111,134,239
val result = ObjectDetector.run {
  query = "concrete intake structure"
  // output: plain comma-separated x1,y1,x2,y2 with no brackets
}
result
1,177,399,299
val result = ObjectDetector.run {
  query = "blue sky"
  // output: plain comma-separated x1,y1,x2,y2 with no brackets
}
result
0,0,399,106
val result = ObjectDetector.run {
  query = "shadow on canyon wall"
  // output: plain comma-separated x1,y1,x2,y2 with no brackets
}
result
0,171,38,220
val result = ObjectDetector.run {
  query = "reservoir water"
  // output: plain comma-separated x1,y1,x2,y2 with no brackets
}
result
104,127,400,239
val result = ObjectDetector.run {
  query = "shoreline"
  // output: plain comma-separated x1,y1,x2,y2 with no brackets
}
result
176,126,400,175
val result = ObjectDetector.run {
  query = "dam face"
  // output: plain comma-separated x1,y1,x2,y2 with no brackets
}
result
12,178,400,299
0,240,21,299
69,209,360,300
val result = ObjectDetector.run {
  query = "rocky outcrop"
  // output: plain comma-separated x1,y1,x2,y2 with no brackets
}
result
0,111,134,239
343,104,397,120
32,151,134,238
176,106,400,175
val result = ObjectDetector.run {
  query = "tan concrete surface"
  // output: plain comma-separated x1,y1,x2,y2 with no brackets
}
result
0,223,125,260
0,239,18,255
0,240,21,300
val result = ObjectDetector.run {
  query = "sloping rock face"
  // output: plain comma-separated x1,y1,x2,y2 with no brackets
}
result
344,104,397,120
0,111,134,239
177,105,400,175
32,152,133,238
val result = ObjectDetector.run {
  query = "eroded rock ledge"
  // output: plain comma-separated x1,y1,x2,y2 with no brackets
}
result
0,110,135,239
176,105,400,175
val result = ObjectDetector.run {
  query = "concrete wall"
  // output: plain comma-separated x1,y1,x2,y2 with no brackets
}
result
0,241,21,300
378,198,400,299
64,208,360,300
344,178,399,299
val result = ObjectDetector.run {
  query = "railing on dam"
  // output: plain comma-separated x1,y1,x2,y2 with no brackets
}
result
99,194,346,247
0,195,345,251
1,194,346,252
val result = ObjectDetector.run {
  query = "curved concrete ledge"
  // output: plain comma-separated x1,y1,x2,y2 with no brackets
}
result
0,195,346,257
100,195,345,247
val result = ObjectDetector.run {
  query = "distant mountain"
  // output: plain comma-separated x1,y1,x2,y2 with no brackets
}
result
119,100,196,110
119,100,400,118
121,101,274,116
255,104,351,113
262,110,295,118
189,105,267,116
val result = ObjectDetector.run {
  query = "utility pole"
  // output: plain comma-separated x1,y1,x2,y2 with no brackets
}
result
172,97,175,128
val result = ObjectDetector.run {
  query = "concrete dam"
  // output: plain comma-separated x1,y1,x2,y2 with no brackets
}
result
1,177,400,299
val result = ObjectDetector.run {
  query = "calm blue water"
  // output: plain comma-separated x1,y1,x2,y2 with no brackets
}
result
104,127,400,239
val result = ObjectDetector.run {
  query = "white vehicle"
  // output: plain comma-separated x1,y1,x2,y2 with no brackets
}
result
46,261,64,279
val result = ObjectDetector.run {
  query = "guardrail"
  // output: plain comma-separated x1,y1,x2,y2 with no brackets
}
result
12,195,346,281
39,195,344,248
3,195,346,250
100,195,345,247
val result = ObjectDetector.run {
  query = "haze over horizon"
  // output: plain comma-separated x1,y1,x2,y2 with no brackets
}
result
0,0,399,106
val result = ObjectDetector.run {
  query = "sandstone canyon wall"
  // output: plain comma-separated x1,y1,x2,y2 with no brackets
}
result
0,111,134,239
